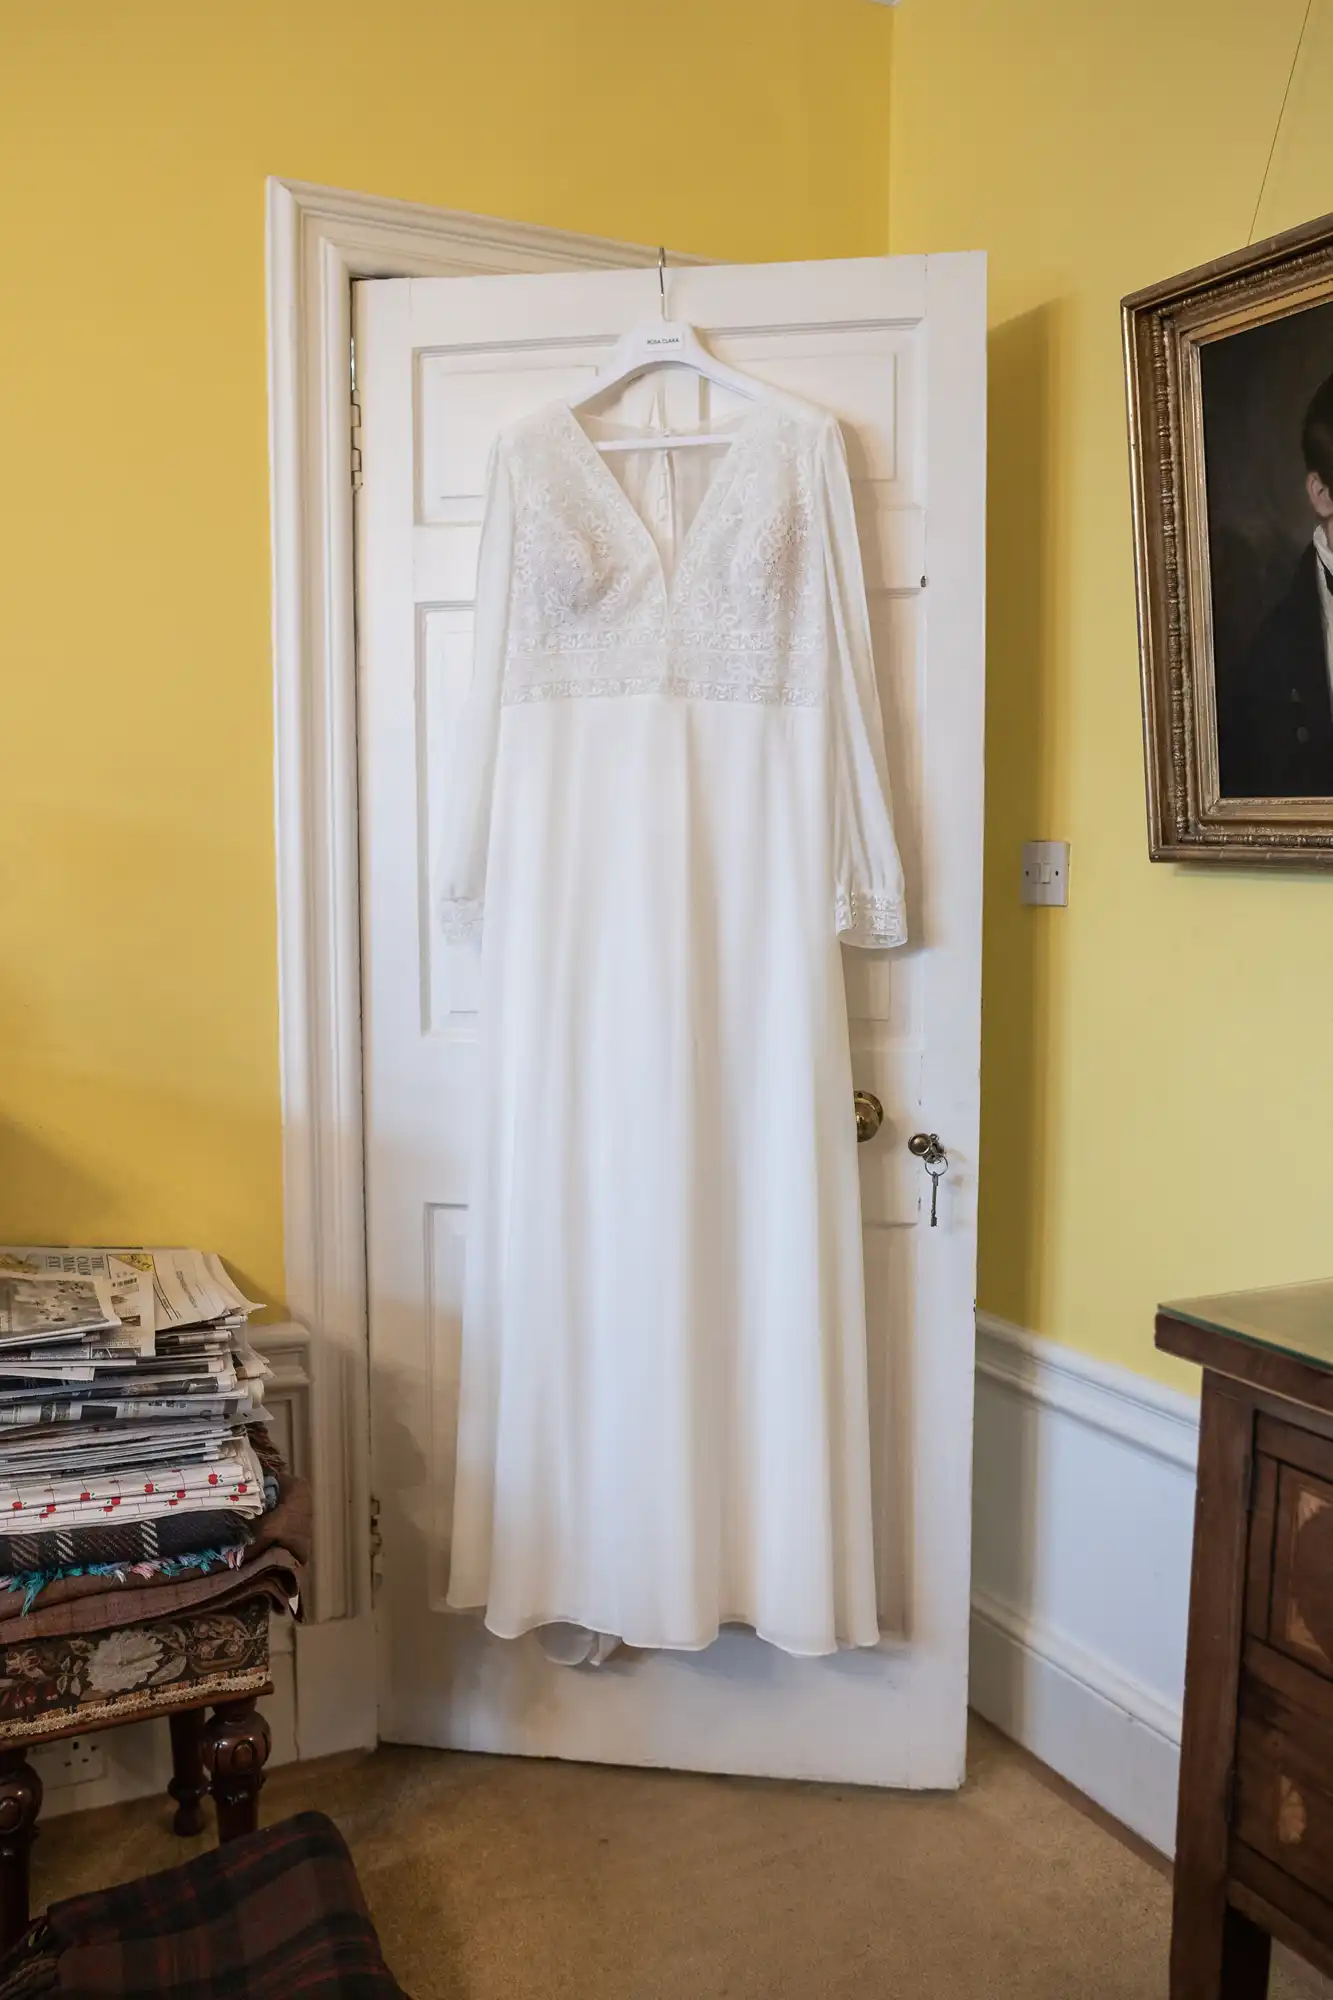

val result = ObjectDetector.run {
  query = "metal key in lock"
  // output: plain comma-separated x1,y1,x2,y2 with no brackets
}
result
908,1132,949,1227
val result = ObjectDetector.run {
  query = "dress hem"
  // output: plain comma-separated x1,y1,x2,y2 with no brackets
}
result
444,1594,881,1660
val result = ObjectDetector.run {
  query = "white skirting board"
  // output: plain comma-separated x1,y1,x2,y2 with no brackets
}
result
30,1311,1200,1848
970,1312,1200,1855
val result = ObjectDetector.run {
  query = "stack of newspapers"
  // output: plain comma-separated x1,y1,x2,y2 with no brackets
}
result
0,1246,271,1586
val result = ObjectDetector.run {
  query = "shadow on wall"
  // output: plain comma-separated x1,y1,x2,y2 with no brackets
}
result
977,301,1064,1332
0,1088,272,1313
0,785,283,1302
0,1113,113,1236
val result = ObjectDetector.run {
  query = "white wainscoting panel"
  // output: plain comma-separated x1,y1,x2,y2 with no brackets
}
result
31,1307,1202,1836
971,1312,1200,1855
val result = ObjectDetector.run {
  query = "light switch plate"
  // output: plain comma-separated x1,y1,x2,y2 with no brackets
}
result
1021,840,1070,907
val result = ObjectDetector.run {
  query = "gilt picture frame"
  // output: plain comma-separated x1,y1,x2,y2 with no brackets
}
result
1124,210,1333,864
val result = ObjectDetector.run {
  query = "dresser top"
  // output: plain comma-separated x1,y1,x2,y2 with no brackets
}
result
1161,1279,1333,1374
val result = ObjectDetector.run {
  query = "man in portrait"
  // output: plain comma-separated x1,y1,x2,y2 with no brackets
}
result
1217,371,1333,799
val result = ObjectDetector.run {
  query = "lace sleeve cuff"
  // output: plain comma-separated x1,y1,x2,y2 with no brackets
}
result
440,896,483,945
836,887,907,950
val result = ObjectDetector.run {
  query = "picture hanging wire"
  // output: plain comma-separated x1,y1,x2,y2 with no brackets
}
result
1248,0,1315,244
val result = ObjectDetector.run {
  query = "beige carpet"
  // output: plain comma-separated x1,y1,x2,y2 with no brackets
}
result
29,1720,1331,1998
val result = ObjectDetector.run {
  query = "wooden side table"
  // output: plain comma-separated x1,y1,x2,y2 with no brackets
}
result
0,1588,277,1946
1161,1279,1333,1998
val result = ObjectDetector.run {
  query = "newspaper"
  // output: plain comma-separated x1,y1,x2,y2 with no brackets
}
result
0,1354,237,1386
0,1396,268,1427
0,1363,97,1383
0,1420,235,1476
0,1249,270,1547
0,1249,153,1353
0,1247,263,1344
0,1275,119,1345
134,1248,263,1332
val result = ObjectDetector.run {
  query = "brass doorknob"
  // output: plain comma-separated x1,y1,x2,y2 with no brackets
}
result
854,1090,884,1143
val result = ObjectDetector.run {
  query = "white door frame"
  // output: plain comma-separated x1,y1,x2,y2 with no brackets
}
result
265,178,689,1750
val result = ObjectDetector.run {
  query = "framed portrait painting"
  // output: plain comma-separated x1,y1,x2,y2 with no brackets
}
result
1124,210,1333,864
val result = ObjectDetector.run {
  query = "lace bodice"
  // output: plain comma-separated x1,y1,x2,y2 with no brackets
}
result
500,402,825,707
437,392,907,952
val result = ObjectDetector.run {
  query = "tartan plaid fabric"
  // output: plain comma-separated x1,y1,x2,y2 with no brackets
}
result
3,1813,407,2000
0,1513,254,1578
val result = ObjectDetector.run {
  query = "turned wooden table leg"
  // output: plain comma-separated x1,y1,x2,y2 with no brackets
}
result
1217,1906,1271,1999
0,1749,42,1950
201,1697,270,1842
1170,1378,1270,1999
168,1706,209,1836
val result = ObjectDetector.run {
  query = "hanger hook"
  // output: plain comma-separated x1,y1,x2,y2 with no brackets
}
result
658,245,667,321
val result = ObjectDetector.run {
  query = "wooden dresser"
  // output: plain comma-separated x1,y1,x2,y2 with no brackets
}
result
1161,1281,1333,1998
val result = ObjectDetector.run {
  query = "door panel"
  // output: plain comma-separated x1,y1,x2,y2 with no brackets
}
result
357,255,986,1786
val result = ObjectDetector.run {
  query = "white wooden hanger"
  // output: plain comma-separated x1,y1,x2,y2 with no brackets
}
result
569,249,776,453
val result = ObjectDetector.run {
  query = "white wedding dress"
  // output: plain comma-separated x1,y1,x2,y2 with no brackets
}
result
437,390,905,1658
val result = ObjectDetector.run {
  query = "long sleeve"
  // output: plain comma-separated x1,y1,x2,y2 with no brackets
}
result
437,439,514,943
819,417,907,950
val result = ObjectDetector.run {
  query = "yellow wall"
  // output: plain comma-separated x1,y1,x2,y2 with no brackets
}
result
8,0,1331,1384
888,0,1333,1382
0,0,892,1309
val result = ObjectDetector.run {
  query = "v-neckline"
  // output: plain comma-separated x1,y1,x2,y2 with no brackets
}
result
555,398,769,602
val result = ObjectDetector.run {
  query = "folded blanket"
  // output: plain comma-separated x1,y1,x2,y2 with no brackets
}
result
0,1470,310,1638
1,1543,249,1616
0,1510,254,1576
0,1414,311,1633
0,1812,407,2000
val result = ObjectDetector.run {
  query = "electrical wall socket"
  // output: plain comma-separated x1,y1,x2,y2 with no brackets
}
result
32,1735,105,1786
1021,840,1070,907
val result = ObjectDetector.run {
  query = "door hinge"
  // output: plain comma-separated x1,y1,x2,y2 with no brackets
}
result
369,1493,383,1591
350,395,363,492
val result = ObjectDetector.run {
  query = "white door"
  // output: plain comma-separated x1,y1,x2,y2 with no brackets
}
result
357,255,985,1787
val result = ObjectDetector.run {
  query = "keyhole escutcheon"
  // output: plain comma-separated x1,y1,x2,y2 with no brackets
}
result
909,1132,949,1227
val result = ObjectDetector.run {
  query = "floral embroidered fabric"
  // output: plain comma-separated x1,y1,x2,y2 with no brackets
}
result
0,1596,270,1739
835,887,909,950
500,404,824,708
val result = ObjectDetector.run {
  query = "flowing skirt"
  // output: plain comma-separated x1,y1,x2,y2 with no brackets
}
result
445,690,879,1656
